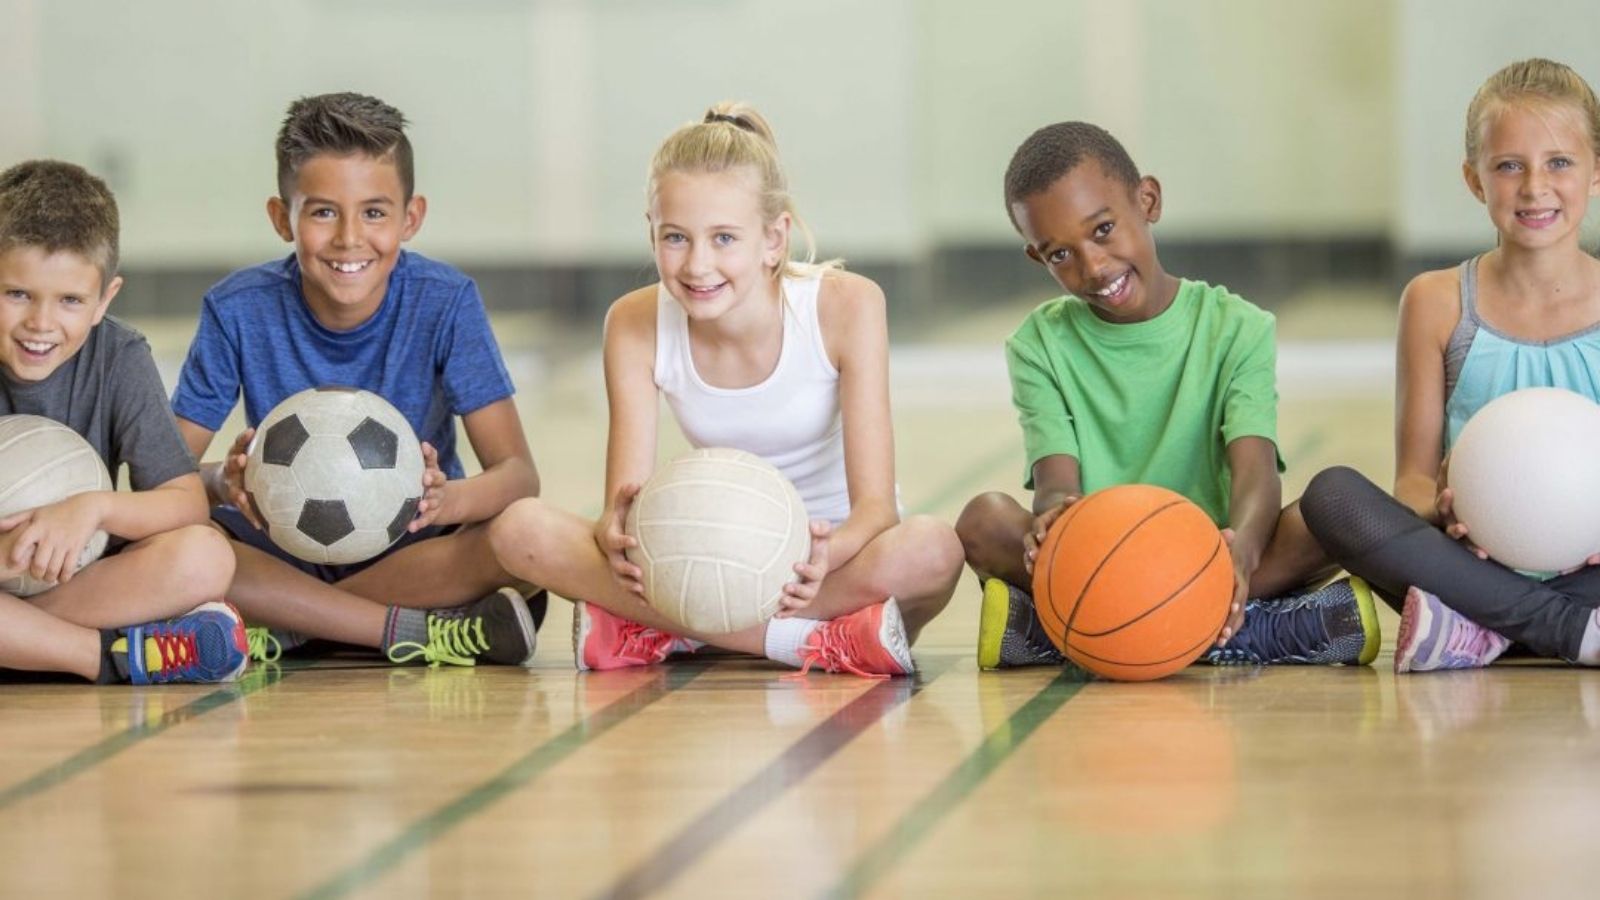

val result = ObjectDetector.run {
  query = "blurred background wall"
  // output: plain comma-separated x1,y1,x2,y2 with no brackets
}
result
0,0,1595,319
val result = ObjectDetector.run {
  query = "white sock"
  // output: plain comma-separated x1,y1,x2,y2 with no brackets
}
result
1577,609,1600,666
764,617,823,668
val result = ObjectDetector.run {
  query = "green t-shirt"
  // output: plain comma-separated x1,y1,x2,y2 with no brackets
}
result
1005,279,1280,525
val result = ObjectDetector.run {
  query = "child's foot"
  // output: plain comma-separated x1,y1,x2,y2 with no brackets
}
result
1394,586,1510,674
386,587,538,667
976,578,1065,670
112,601,250,685
572,601,698,672
1206,576,1380,666
795,599,915,678
244,626,308,663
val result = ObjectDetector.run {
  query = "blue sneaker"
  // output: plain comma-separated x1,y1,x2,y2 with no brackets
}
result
1206,577,1380,666
115,602,250,685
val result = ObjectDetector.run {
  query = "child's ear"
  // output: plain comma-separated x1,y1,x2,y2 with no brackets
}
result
1023,244,1046,266
1462,160,1487,204
1137,176,1164,223
764,211,792,271
92,275,123,326
266,196,294,243
400,194,428,241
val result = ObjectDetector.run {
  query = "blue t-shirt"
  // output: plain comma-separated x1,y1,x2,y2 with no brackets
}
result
172,250,514,479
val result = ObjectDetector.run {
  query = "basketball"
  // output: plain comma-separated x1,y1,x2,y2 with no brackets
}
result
625,447,810,634
0,415,114,597
1448,387,1600,573
1031,484,1232,681
244,387,426,565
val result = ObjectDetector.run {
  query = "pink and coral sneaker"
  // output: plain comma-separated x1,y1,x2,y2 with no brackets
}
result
1394,586,1511,674
795,599,916,678
572,600,698,672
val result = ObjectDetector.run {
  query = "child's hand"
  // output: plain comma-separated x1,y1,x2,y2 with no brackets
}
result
776,520,832,617
4,494,106,586
222,428,259,527
1023,495,1081,575
1213,528,1251,647
1435,486,1489,560
0,514,34,580
408,443,450,532
594,483,646,599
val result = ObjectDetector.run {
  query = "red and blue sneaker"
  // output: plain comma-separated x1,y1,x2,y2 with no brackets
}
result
113,601,250,685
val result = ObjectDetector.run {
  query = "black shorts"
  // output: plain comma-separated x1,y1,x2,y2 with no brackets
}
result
210,505,457,584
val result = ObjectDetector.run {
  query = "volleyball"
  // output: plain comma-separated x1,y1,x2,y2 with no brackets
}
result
1448,387,1600,572
625,447,810,634
0,415,114,597
244,387,426,565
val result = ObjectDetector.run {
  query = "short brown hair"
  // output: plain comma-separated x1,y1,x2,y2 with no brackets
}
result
0,160,120,285
275,92,414,199
1004,122,1142,229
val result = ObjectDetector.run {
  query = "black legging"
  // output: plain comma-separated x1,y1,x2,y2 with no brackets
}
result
1300,466,1598,661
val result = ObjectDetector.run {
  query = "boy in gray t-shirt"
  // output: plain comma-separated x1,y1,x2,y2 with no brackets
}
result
0,160,248,685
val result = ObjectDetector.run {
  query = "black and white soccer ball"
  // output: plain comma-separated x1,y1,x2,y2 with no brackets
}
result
243,387,425,565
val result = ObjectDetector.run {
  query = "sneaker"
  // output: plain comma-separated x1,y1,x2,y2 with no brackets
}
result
114,601,250,685
572,600,697,672
244,626,309,663
386,587,538,668
794,599,916,678
1394,586,1511,674
1206,576,1380,666
976,578,1065,669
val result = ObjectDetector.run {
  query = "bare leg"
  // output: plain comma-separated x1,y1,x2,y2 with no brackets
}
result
0,592,102,680
792,515,963,641
1248,500,1339,599
30,525,234,629
338,524,508,608
220,538,392,647
489,499,766,654
955,492,1033,590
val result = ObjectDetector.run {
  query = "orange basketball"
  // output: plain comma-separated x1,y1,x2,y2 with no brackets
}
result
1031,484,1232,681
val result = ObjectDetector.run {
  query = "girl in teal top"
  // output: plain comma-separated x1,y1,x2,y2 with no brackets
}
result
1302,57,1600,672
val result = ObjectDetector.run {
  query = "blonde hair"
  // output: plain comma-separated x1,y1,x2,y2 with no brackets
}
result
647,101,841,280
1465,58,1600,162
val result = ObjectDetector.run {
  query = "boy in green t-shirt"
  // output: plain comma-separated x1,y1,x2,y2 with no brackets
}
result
957,121,1381,670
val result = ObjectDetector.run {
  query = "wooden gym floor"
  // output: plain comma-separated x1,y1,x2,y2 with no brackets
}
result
4,286,1598,898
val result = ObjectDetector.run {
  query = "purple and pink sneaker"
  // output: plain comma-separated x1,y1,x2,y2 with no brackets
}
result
1394,586,1511,674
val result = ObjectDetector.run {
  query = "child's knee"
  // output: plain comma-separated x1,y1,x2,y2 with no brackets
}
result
955,492,1014,550
160,524,236,600
903,515,964,582
488,498,555,569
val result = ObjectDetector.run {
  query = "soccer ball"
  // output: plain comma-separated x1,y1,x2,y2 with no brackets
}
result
0,415,113,596
243,387,425,565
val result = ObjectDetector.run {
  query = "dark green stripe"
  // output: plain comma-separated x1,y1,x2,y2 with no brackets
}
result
298,664,706,900
597,654,960,900
823,668,1088,899
0,664,290,812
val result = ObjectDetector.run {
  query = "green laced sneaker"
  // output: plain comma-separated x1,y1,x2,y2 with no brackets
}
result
245,627,282,663
387,588,538,668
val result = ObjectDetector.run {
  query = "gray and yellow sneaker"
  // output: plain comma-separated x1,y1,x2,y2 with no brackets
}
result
387,587,538,668
1206,576,1380,666
976,578,1066,669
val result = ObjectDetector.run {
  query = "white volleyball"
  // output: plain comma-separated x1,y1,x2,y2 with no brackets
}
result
0,415,113,596
1449,387,1600,572
625,448,810,634
244,387,425,565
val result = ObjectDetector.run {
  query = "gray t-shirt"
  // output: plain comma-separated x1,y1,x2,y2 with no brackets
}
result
0,315,195,490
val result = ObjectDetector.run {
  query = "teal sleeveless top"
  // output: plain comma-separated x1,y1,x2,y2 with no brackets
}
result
1443,256,1600,450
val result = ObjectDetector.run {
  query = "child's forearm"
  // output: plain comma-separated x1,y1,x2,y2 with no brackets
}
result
98,482,211,541
437,458,539,526
1394,474,1439,523
824,499,898,572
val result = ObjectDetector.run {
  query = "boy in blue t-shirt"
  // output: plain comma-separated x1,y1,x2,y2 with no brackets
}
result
173,93,541,667
0,160,246,685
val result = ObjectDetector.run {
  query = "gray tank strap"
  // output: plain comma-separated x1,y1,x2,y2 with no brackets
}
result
1442,257,1481,401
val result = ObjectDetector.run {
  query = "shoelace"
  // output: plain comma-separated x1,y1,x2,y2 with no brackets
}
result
792,622,889,679
614,621,679,665
387,615,489,667
149,626,200,680
1218,603,1327,664
1443,615,1504,663
246,627,283,663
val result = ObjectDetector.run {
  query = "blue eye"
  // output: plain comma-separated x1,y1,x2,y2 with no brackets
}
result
1496,160,1522,173
662,233,686,244
1551,157,1573,169
714,233,736,246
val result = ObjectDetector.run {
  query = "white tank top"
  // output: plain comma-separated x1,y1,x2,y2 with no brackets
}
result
654,273,851,523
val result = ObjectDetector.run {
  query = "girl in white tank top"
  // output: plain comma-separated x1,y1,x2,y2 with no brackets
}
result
489,103,963,677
